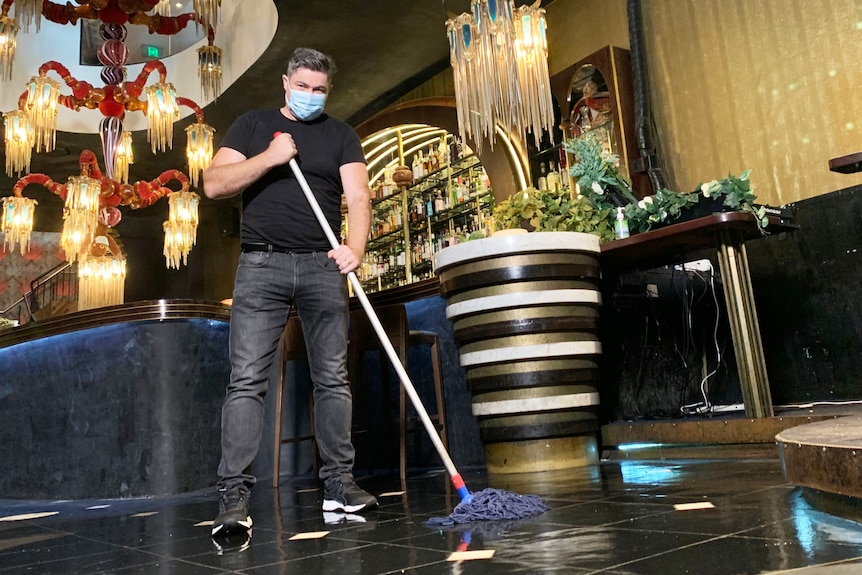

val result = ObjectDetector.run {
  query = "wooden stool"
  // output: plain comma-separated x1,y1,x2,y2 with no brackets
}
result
348,304,448,482
272,315,317,488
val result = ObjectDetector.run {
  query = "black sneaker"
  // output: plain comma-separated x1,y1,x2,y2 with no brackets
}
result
322,478,378,513
212,485,252,537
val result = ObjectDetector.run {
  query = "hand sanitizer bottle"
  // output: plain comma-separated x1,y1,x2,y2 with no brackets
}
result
614,207,630,239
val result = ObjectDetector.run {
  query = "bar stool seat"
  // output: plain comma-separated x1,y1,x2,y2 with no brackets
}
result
272,315,317,488
348,304,448,482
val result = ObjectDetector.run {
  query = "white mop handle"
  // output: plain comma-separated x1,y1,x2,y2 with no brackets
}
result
288,158,459,480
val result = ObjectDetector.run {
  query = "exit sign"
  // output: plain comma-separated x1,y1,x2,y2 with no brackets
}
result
142,45,161,58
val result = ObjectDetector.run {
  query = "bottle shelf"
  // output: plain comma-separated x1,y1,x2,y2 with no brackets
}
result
361,155,495,293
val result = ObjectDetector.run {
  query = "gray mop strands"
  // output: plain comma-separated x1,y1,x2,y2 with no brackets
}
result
424,488,549,526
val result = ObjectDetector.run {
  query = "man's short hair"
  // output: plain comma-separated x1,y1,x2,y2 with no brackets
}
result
286,47,337,82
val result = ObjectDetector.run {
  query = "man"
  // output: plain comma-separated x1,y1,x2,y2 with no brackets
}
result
203,47,376,538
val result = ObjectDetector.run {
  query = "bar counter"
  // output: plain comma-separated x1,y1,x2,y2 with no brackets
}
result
0,300,232,499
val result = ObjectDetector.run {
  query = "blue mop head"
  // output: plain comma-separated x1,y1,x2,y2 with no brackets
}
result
424,487,549,526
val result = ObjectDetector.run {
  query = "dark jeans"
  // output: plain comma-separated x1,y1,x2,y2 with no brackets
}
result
217,249,354,491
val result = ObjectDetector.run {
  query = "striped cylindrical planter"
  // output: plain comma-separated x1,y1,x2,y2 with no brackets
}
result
434,231,602,473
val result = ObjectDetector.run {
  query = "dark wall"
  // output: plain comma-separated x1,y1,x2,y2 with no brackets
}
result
119,197,240,303
747,185,862,404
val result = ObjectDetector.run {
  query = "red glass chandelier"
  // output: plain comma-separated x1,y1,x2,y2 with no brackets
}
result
0,0,222,274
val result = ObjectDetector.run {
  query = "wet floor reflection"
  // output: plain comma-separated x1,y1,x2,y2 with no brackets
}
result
2,460,862,574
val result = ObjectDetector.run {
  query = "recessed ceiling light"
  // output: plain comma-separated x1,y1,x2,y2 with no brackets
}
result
175,2,182,8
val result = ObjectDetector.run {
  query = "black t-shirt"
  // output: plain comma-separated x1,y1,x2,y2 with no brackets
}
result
217,108,367,251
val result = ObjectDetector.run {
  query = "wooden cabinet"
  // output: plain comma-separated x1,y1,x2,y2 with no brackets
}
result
550,45,652,198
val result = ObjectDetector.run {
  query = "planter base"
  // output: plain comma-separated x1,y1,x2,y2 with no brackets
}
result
484,435,599,474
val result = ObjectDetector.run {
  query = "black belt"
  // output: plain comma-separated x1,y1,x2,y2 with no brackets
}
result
241,243,317,254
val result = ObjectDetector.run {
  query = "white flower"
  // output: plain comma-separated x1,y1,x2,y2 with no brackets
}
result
591,182,604,196
701,180,720,198
637,196,654,209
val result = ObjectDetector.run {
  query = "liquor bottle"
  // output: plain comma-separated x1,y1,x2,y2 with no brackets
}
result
435,190,446,213
412,154,422,180
449,136,460,163
425,193,435,217
420,150,429,177
429,145,439,172
558,147,571,189
538,162,548,191
547,161,561,191
438,137,450,168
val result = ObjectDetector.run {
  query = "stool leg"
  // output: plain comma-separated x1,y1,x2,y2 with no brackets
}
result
273,353,285,488
399,383,407,483
430,338,448,449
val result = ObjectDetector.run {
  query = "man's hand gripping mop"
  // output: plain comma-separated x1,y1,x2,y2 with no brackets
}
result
283,138,548,525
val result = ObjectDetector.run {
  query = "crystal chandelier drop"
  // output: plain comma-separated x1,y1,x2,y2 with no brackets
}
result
445,0,555,153
0,14,18,81
163,191,200,269
60,175,101,262
24,74,59,153
186,122,215,188
3,109,31,177
113,131,133,185
198,44,223,102
1,195,37,255
146,82,181,154
78,254,127,311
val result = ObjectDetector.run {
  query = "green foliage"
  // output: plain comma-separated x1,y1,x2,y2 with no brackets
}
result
492,187,615,242
491,133,767,242
701,170,769,230
622,170,768,234
564,134,638,208
622,188,699,233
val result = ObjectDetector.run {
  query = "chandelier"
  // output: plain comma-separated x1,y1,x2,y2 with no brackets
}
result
0,0,223,277
446,0,555,154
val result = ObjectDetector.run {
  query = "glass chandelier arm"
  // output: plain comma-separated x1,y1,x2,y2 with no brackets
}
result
125,60,168,99
175,96,204,122
37,60,70,78
129,169,189,209
42,0,91,26
30,61,101,110
134,11,194,35
79,149,104,179
12,172,66,201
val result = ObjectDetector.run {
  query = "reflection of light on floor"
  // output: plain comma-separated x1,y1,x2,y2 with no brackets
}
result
619,461,682,486
486,526,616,568
618,442,663,452
790,490,862,560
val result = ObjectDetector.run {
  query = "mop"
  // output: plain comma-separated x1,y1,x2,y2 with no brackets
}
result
284,146,548,525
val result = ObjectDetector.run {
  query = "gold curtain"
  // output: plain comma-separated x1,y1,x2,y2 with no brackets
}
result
642,0,862,204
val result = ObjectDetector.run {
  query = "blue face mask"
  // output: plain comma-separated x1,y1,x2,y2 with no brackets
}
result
287,89,327,121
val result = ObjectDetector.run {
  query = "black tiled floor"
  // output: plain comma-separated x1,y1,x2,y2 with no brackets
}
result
3,459,862,574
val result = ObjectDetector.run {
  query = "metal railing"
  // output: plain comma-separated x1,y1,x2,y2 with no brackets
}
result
1,261,78,325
